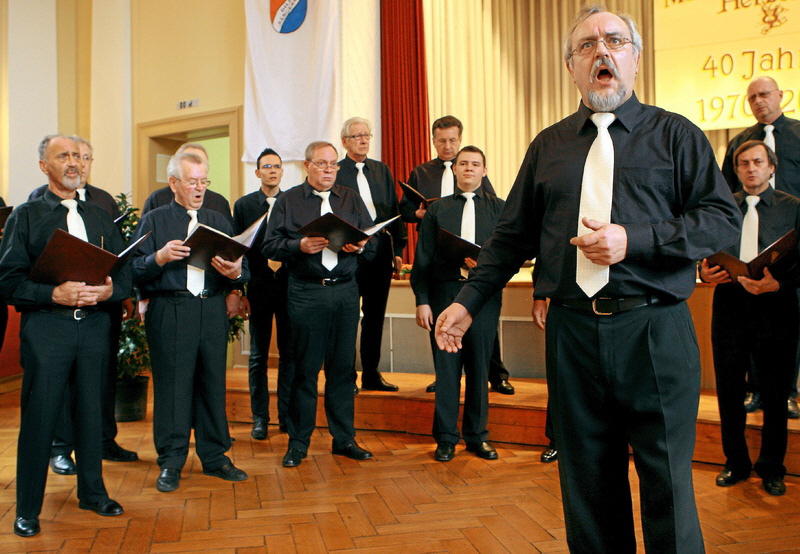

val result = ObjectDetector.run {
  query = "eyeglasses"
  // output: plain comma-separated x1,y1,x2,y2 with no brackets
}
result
569,35,633,58
747,89,778,103
308,160,339,170
344,133,372,140
260,164,282,170
81,155,93,162
179,179,211,188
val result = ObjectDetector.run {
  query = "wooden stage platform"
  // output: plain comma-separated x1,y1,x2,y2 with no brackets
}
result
226,371,800,477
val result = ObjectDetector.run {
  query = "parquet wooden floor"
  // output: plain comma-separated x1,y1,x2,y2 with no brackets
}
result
1,382,800,553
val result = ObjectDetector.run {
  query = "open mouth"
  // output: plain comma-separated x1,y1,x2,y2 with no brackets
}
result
596,67,614,82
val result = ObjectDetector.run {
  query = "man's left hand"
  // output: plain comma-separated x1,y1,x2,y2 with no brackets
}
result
434,303,473,353
570,218,627,265
342,237,369,253
211,255,243,280
739,267,780,295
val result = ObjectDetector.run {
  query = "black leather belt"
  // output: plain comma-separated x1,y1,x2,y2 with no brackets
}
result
297,275,353,287
149,290,221,299
556,295,664,315
39,306,99,320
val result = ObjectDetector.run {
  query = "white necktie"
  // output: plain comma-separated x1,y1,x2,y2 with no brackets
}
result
441,160,454,197
355,162,377,220
763,124,776,188
76,188,86,201
740,195,761,263
266,197,282,272
60,199,88,242
313,190,338,271
576,112,616,297
460,192,476,279
186,209,205,295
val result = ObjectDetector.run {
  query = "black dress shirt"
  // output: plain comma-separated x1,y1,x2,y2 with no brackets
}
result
721,114,800,196
29,183,121,220
336,155,407,256
142,186,234,227
0,190,130,307
400,158,496,222
411,187,505,306
263,181,376,280
719,187,800,288
454,94,742,314
233,188,282,284
131,201,248,296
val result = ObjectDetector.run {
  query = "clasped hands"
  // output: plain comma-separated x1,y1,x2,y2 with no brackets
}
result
299,235,369,254
156,239,243,280
700,258,779,295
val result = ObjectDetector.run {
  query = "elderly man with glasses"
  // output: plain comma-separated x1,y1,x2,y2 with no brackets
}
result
264,141,377,468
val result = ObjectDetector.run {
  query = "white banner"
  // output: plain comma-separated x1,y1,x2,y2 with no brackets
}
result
244,0,341,162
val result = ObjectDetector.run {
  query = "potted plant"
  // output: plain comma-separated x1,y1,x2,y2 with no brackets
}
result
114,193,150,422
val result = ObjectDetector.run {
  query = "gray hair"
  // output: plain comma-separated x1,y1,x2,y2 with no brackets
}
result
341,117,372,138
563,4,643,64
176,142,208,157
305,141,337,161
38,134,73,161
69,136,93,156
167,152,206,180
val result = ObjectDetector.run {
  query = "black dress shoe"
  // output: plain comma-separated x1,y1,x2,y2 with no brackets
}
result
466,441,498,460
789,398,800,420
156,468,181,492
282,448,307,467
763,476,786,496
78,498,124,516
332,441,373,460
540,447,558,463
279,421,288,434
354,384,359,395
251,419,268,440
716,468,750,487
361,374,399,392
434,443,455,462
490,379,515,395
744,392,761,413
14,516,40,537
204,463,248,481
426,381,436,393
50,454,77,475
103,442,139,462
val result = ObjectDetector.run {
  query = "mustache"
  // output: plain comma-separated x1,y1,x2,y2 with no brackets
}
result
590,56,620,82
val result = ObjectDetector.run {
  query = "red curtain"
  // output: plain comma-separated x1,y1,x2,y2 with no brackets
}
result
380,0,430,265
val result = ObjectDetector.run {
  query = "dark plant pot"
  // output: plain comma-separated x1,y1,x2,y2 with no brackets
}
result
115,375,149,422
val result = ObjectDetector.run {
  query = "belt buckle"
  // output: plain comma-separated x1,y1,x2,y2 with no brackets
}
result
73,308,85,320
322,278,335,287
591,297,614,316
198,290,209,298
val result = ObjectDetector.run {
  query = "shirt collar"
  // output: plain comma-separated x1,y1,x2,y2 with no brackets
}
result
302,181,341,199
43,188,81,211
736,185,775,208
576,92,641,135
455,185,485,199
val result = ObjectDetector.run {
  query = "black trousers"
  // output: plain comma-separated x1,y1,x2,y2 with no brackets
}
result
51,301,124,457
712,284,797,479
17,310,110,518
247,273,294,424
547,301,703,554
0,299,7,354
429,280,501,445
146,295,232,471
286,277,359,453
356,233,394,382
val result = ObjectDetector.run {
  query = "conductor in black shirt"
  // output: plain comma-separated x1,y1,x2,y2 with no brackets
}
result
132,152,249,493
434,7,741,552
264,141,375,468
233,147,294,438
701,140,800,497
336,117,406,392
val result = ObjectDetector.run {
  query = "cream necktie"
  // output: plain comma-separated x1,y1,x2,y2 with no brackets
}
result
460,192,476,279
739,195,760,263
441,160,454,197
186,209,205,295
763,124,776,188
355,162,377,221
76,188,86,201
576,112,616,297
313,190,338,271
266,196,282,272
60,199,88,242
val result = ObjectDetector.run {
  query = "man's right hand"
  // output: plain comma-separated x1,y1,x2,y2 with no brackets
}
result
415,203,427,220
156,239,191,266
300,236,329,254
416,304,433,330
699,258,731,283
532,298,549,330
